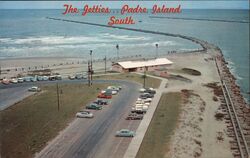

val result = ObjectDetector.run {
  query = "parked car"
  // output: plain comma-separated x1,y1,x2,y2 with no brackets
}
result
17,78,24,83
101,89,115,95
143,98,152,103
55,75,62,80
68,75,75,80
97,93,112,99
76,110,93,118
116,129,135,137
2,78,10,85
107,86,120,92
105,89,117,95
10,78,18,84
131,105,148,114
37,76,44,81
126,113,143,120
136,100,144,105
49,75,57,81
31,76,37,82
94,99,108,105
139,88,146,93
43,76,49,81
145,88,156,94
140,93,154,98
75,73,87,79
86,103,102,110
28,86,41,92
23,76,32,82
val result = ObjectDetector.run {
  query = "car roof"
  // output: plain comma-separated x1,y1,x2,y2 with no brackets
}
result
120,129,130,131
80,111,89,113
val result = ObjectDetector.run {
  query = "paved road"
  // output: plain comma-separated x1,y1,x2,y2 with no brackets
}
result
0,79,142,158
0,84,33,110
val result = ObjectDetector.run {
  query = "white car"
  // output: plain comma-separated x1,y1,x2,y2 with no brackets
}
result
76,111,94,118
139,88,146,93
107,86,120,92
136,100,144,104
102,90,117,95
10,78,18,84
111,90,117,95
148,87,155,91
18,78,24,83
28,86,41,92
43,76,49,81
68,75,75,80
143,98,152,103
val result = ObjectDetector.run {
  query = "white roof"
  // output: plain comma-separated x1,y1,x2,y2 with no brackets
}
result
116,58,173,69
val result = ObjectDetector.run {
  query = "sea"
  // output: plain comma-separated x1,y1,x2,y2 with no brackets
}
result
0,9,249,103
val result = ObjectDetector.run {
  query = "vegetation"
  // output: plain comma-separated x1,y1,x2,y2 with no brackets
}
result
0,83,108,158
136,92,182,158
203,82,223,96
182,68,201,76
94,73,161,89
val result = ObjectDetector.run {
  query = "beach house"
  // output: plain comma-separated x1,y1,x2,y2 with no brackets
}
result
112,58,173,73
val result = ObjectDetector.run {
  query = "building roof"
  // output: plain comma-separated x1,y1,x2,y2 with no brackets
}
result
115,58,173,69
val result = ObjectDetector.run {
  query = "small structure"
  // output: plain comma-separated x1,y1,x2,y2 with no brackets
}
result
112,58,173,73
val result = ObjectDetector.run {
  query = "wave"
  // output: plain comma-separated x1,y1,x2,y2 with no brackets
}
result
225,57,244,81
0,34,151,46
0,41,176,55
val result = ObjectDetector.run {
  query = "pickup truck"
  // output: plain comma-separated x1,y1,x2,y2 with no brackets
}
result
126,113,143,120
131,105,148,114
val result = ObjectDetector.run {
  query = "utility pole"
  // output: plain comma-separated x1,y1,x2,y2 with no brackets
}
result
104,56,107,74
56,82,60,111
116,44,119,60
143,66,147,88
90,50,93,85
88,61,91,87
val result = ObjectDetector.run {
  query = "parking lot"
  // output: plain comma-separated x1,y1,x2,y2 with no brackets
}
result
1,74,157,158
31,80,142,158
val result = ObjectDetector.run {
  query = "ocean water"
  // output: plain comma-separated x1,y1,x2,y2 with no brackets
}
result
0,9,249,102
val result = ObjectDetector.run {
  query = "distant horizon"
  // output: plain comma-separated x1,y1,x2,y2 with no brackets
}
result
0,1,249,10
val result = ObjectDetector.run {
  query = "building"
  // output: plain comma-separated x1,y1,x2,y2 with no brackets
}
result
112,58,173,73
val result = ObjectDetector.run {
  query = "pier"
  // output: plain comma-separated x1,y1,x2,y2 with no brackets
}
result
149,16,250,24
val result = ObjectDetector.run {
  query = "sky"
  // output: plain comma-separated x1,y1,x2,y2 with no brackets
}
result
0,1,249,9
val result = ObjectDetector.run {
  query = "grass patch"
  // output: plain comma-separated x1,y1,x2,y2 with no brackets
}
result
182,68,201,76
94,73,161,89
0,83,108,158
136,92,182,158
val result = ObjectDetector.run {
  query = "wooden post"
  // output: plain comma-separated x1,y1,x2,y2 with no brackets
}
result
57,82,60,111
104,56,107,74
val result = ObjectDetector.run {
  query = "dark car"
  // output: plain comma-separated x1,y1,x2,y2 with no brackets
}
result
86,103,102,110
140,93,154,98
126,113,143,120
145,88,156,94
94,99,108,105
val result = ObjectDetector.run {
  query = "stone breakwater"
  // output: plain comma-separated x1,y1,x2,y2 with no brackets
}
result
215,47,250,153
